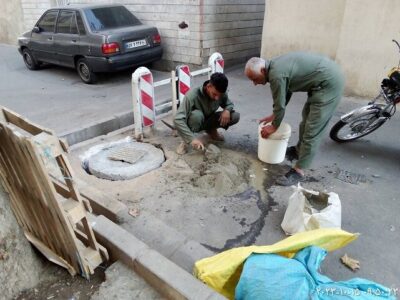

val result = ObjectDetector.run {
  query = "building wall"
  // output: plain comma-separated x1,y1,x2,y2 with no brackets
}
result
261,0,400,97
0,0,25,45
20,0,54,31
335,0,400,96
2,0,265,69
199,0,265,66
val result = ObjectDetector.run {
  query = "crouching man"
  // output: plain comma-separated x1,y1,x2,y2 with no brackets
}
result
174,73,240,152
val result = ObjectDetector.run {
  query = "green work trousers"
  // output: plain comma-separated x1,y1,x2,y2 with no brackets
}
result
296,63,345,169
188,110,240,133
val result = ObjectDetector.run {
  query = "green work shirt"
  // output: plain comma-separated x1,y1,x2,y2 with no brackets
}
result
174,82,234,143
268,52,334,128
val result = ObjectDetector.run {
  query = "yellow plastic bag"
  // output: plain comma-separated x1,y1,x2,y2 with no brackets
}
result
194,228,358,299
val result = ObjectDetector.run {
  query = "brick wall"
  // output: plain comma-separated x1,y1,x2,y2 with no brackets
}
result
200,0,264,65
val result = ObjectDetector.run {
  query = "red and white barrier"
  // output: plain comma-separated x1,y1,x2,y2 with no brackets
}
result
132,67,156,140
208,52,224,74
132,52,225,131
176,65,191,103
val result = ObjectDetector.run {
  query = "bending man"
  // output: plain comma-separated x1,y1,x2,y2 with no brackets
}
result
174,72,240,152
245,52,344,186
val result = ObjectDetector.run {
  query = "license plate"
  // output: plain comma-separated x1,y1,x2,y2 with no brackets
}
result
125,39,147,49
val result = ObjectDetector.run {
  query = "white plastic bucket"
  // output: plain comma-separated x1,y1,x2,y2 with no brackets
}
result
258,122,291,164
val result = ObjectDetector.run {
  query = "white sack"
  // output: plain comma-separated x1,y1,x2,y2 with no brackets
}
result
281,184,341,235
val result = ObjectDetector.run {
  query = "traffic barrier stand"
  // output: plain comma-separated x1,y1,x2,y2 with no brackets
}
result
176,65,191,104
208,52,224,75
132,67,156,141
132,52,225,135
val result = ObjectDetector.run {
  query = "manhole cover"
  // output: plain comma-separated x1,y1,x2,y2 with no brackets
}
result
83,141,164,181
107,146,146,164
335,169,366,185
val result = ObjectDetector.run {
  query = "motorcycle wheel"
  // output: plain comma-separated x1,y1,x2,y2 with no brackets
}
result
330,111,386,142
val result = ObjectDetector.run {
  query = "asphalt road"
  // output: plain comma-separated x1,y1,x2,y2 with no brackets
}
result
0,43,206,134
1,42,399,292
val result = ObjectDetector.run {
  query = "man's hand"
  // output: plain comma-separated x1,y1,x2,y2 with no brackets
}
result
259,114,275,124
260,124,277,139
191,139,205,151
219,110,231,127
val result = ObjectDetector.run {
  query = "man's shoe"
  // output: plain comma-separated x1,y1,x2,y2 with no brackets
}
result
285,146,299,161
276,168,305,186
206,129,225,141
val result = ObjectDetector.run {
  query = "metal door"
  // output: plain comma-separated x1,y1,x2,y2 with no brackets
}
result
30,10,58,64
54,10,80,67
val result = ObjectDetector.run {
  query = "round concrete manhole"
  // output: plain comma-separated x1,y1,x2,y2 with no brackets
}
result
81,139,165,181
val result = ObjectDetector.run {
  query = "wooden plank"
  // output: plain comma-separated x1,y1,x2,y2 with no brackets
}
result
59,138,69,153
29,138,103,277
75,227,109,262
32,132,63,157
53,176,125,224
52,180,72,198
25,139,84,274
80,246,103,272
0,113,107,278
81,217,99,251
0,109,7,123
59,196,86,225
56,154,92,212
24,231,76,276
3,125,73,262
1,106,54,136
2,123,69,265
0,126,51,243
9,129,63,249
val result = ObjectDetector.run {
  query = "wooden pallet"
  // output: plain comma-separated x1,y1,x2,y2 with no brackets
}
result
0,106,108,278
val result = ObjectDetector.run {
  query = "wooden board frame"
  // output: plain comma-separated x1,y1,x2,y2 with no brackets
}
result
0,106,108,278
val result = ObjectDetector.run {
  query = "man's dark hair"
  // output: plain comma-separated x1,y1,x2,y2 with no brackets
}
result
209,73,228,93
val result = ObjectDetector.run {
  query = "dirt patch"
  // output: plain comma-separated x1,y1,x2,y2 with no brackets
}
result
92,262,162,300
0,185,53,299
15,267,105,300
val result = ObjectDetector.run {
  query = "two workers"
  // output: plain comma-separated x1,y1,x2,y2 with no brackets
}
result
174,51,344,186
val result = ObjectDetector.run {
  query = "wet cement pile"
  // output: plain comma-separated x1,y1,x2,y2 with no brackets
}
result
183,145,251,197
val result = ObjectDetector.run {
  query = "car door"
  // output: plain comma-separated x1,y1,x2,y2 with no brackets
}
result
54,10,80,67
30,10,58,63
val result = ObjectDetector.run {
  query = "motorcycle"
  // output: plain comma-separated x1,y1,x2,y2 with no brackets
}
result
330,40,400,142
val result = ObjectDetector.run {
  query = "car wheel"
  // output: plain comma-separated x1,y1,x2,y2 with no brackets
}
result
76,58,97,84
22,48,40,70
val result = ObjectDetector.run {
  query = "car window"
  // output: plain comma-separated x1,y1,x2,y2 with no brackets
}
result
84,6,141,31
76,12,86,35
38,10,58,32
57,11,77,34
71,13,78,34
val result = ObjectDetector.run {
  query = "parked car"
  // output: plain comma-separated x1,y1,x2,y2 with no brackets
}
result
18,4,163,84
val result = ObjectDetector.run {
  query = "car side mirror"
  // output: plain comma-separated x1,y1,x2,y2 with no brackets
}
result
32,26,41,33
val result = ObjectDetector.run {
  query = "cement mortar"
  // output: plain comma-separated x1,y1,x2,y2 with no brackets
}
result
86,141,165,181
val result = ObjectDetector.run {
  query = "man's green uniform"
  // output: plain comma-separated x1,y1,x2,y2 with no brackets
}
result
174,82,240,143
268,52,345,168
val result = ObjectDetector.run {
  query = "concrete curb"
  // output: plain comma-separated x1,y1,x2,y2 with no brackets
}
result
76,179,127,223
119,210,214,274
60,100,172,146
90,215,225,300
